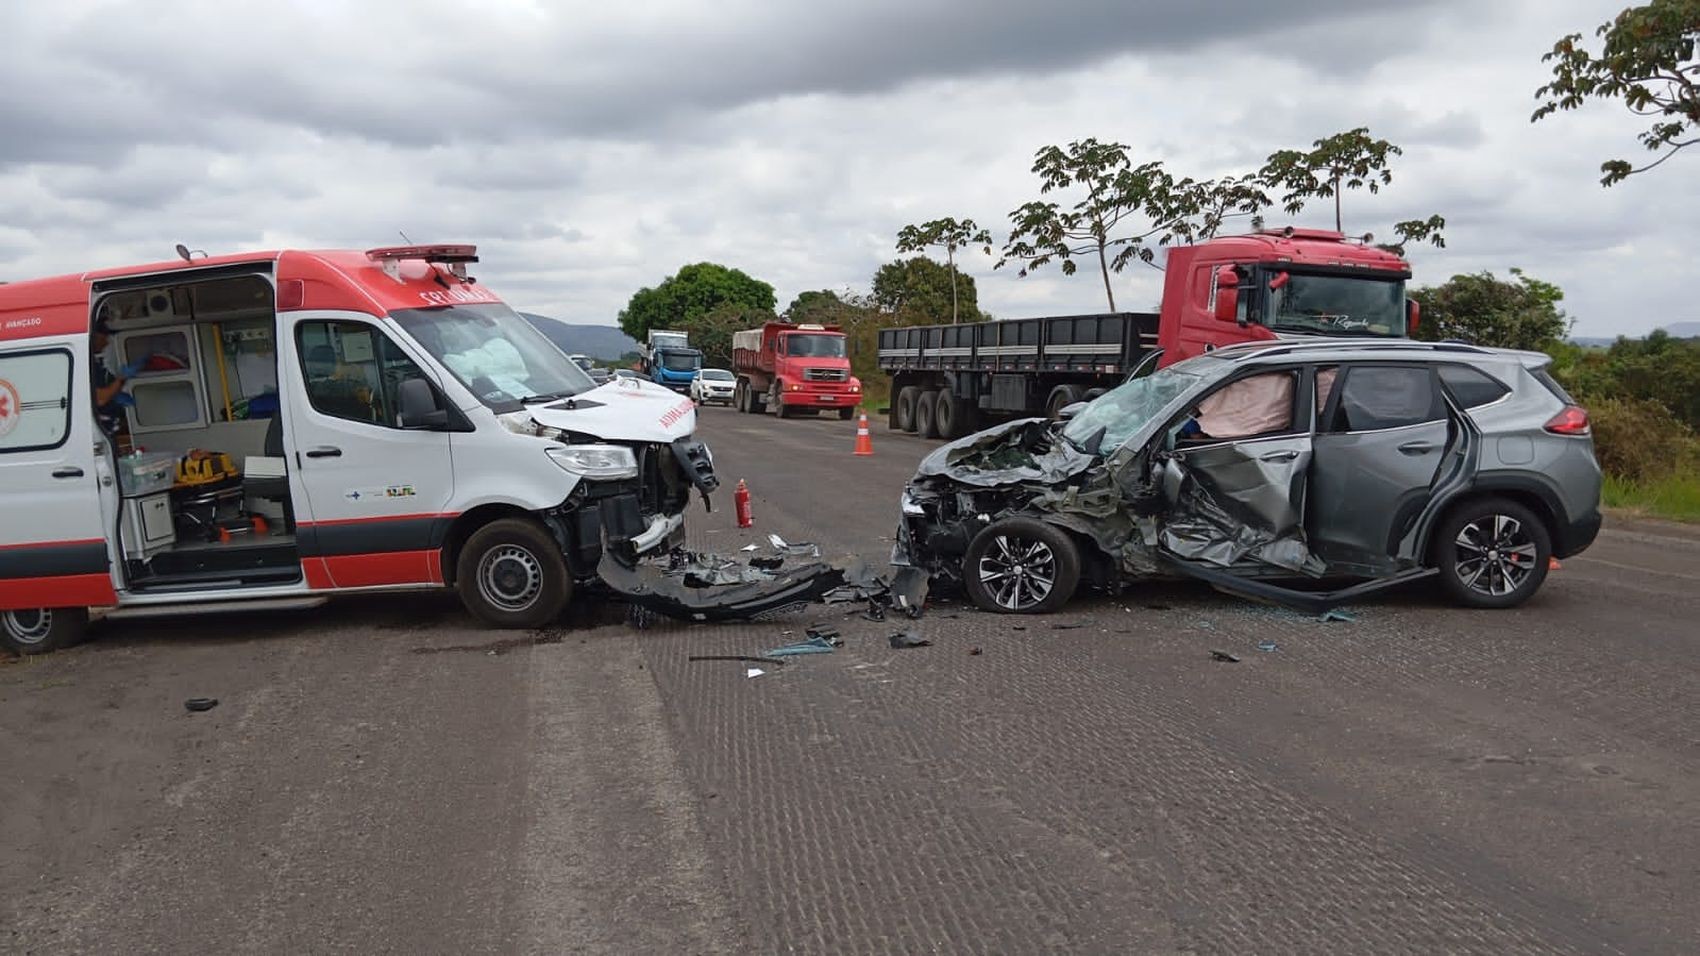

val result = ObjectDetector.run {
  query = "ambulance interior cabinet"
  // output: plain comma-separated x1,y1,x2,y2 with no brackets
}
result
123,492,176,560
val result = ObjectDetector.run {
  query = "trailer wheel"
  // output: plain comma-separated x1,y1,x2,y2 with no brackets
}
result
1082,388,1106,402
1045,385,1083,419
456,518,572,628
936,391,975,439
1,607,89,656
914,390,940,438
894,386,920,432
734,380,750,413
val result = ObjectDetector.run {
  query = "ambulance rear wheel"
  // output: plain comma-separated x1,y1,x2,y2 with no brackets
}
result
1,607,89,657
457,519,571,628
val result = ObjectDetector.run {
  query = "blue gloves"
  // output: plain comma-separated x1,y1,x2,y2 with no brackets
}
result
119,358,148,378
112,392,136,407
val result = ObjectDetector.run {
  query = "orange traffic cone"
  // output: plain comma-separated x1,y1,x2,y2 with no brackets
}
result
853,409,874,456
1548,556,1562,571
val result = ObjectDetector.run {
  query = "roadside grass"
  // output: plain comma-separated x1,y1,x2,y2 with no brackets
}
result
1602,472,1700,523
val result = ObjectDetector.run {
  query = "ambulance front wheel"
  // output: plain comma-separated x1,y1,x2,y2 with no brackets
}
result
456,519,572,628
1,607,89,656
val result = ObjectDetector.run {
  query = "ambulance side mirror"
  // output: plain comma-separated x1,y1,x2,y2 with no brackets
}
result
398,378,448,429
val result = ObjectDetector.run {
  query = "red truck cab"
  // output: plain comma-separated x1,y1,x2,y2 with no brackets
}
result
730,322,863,419
1158,227,1418,365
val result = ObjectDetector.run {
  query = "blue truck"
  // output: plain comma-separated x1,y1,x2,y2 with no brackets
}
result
643,329,704,393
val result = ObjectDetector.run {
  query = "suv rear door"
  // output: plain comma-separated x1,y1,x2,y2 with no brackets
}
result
1306,363,1453,574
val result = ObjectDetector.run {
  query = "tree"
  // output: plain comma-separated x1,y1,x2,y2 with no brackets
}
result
1409,269,1572,351
1256,128,1447,251
997,131,1444,311
1533,0,1700,185
616,263,776,343
894,217,993,323
871,257,982,324
690,304,778,368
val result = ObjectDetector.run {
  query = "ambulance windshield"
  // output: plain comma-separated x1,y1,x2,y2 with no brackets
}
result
391,303,596,410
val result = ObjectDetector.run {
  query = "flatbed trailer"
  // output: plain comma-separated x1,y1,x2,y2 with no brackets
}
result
877,312,1160,439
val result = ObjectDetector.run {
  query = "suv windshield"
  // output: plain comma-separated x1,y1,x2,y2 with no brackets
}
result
1060,357,1217,452
785,334,846,358
661,350,702,372
391,303,596,410
699,369,734,381
1268,272,1406,337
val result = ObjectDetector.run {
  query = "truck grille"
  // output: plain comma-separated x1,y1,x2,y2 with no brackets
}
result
804,368,848,382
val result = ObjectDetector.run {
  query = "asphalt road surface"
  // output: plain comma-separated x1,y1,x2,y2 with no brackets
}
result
4,404,1698,954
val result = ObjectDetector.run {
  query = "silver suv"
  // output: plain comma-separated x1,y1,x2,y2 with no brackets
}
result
894,340,1602,613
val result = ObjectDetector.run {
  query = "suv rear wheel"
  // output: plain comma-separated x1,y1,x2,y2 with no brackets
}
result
1432,497,1551,609
963,517,1081,614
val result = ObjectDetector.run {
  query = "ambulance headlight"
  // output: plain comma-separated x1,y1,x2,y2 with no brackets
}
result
546,444,638,479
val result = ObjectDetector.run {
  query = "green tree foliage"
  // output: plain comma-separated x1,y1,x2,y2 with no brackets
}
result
1257,128,1447,252
894,217,993,323
1554,330,1700,430
1410,269,1571,351
871,257,982,324
997,131,1445,311
1533,0,1700,185
688,304,779,369
616,263,776,344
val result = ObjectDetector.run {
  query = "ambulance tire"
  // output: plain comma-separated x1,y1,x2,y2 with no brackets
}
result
456,519,572,629
1,607,89,657
915,390,940,438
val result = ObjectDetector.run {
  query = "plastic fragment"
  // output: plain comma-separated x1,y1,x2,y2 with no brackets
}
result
1210,649,1240,663
184,697,219,712
745,668,766,678
1257,639,1278,652
1317,608,1356,623
890,630,932,649
764,635,842,657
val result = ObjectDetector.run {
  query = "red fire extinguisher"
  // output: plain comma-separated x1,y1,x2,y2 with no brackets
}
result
734,478,753,528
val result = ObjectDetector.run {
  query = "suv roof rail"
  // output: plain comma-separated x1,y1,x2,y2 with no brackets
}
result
1216,339,1496,361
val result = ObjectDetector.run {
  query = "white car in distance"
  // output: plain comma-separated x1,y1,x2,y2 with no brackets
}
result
690,368,737,406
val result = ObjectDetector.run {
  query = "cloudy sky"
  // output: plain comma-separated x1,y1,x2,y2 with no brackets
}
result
1,0,1688,336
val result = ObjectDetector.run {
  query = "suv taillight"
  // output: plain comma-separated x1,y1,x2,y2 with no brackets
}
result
1544,405,1591,436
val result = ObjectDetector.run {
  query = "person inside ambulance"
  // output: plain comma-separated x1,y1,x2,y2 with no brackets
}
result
304,344,376,421
91,315,148,436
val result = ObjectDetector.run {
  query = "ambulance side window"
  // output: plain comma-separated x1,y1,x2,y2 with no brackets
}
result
296,321,428,428
0,349,73,452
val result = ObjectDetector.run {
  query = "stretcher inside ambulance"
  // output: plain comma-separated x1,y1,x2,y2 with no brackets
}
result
0,244,717,654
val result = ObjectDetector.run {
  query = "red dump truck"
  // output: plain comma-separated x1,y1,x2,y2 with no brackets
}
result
731,322,863,419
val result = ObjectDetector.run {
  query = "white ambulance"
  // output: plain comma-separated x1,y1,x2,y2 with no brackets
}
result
0,244,717,654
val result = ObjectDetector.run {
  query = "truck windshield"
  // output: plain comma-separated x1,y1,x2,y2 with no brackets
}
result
661,351,702,372
785,334,846,358
1268,273,1406,337
1060,358,1216,453
390,303,596,410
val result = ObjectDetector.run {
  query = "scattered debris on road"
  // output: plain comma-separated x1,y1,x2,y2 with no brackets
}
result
764,635,842,657
1257,639,1279,652
890,631,932,649
1318,609,1357,623
745,667,766,679
183,697,218,712
1210,649,1241,663
688,655,788,666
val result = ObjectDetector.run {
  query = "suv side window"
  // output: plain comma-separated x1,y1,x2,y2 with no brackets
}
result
1437,364,1511,409
296,321,429,428
1323,365,1443,432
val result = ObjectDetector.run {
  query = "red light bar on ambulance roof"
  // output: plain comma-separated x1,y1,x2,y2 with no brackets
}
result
365,244,479,281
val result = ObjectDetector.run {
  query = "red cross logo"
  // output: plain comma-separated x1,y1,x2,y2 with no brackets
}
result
0,378,19,438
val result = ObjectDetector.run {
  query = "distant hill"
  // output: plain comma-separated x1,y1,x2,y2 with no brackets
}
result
520,313,639,362
1664,321,1700,339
